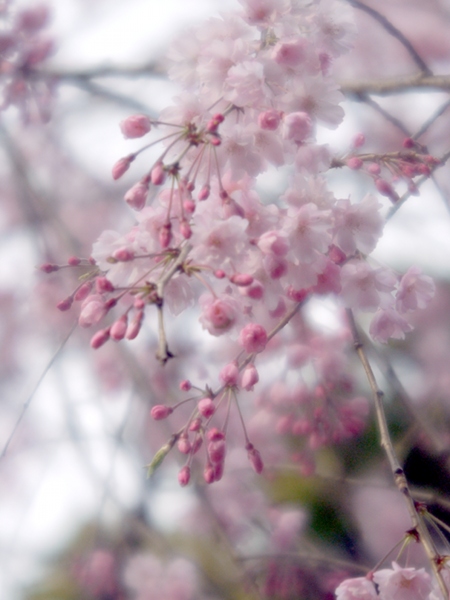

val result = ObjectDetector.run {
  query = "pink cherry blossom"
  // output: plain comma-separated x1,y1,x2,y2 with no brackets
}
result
283,111,313,143
199,294,239,336
370,307,414,343
340,261,397,311
238,323,268,353
373,563,431,600
335,577,377,600
332,194,384,255
396,266,435,313
78,294,108,328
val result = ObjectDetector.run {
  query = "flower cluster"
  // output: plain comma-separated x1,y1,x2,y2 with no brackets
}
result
336,563,450,600
340,136,441,202
0,3,54,121
42,0,436,485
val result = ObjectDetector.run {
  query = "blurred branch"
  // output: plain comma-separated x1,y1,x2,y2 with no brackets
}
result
346,0,432,75
0,321,77,459
341,73,450,96
387,149,450,218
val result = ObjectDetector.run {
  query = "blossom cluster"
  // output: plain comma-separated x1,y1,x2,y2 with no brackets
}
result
336,563,450,600
43,0,436,487
0,3,54,121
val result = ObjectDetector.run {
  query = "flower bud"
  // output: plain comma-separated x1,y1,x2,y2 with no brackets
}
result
151,405,173,420
120,114,151,138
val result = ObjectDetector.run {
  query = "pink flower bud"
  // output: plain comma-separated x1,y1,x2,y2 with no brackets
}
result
184,199,196,213
126,310,144,340
134,298,145,310
120,114,151,138
246,443,264,474
198,184,210,201
219,362,239,386
213,461,224,481
346,157,363,170
352,133,365,148
367,163,381,175
74,281,93,302
241,364,259,390
112,155,134,180
209,135,221,146
208,439,226,464
40,262,59,273
151,162,166,185
124,182,148,211
283,111,313,143
417,163,431,176
189,418,202,432
198,397,215,418
178,465,191,487
90,328,110,349
112,247,134,262
57,296,73,311
286,287,309,303
79,295,107,327
67,256,81,266
206,113,224,133
179,379,192,391
214,270,226,279
207,428,225,442
110,315,128,341
191,437,203,454
150,405,173,420
229,273,253,286
238,323,268,354
180,219,192,239
403,137,415,148
375,178,399,201
95,277,114,294
159,223,172,248
328,244,347,264
177,435,191,454
204,464,215,484
258,109,281,130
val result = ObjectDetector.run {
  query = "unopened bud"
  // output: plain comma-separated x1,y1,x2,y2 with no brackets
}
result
151,405,173,420
90,328,110,349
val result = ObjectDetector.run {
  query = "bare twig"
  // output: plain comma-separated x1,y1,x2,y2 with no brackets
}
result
341,74,450,97
0,321,77,459
346,0,432,75
387,149,450,219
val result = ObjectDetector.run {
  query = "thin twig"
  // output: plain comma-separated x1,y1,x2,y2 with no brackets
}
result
352,94,410,135
1,321,77,459
341,74,450,97
346,0,432,75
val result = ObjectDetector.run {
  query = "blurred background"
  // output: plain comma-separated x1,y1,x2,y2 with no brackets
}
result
1,1,450,598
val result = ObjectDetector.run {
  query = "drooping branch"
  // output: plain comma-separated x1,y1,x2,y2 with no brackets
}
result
346,308,448,599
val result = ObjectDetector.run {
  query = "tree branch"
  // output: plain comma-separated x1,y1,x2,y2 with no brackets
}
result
346,309,448,599
341,73,450,97
346,0,432,75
